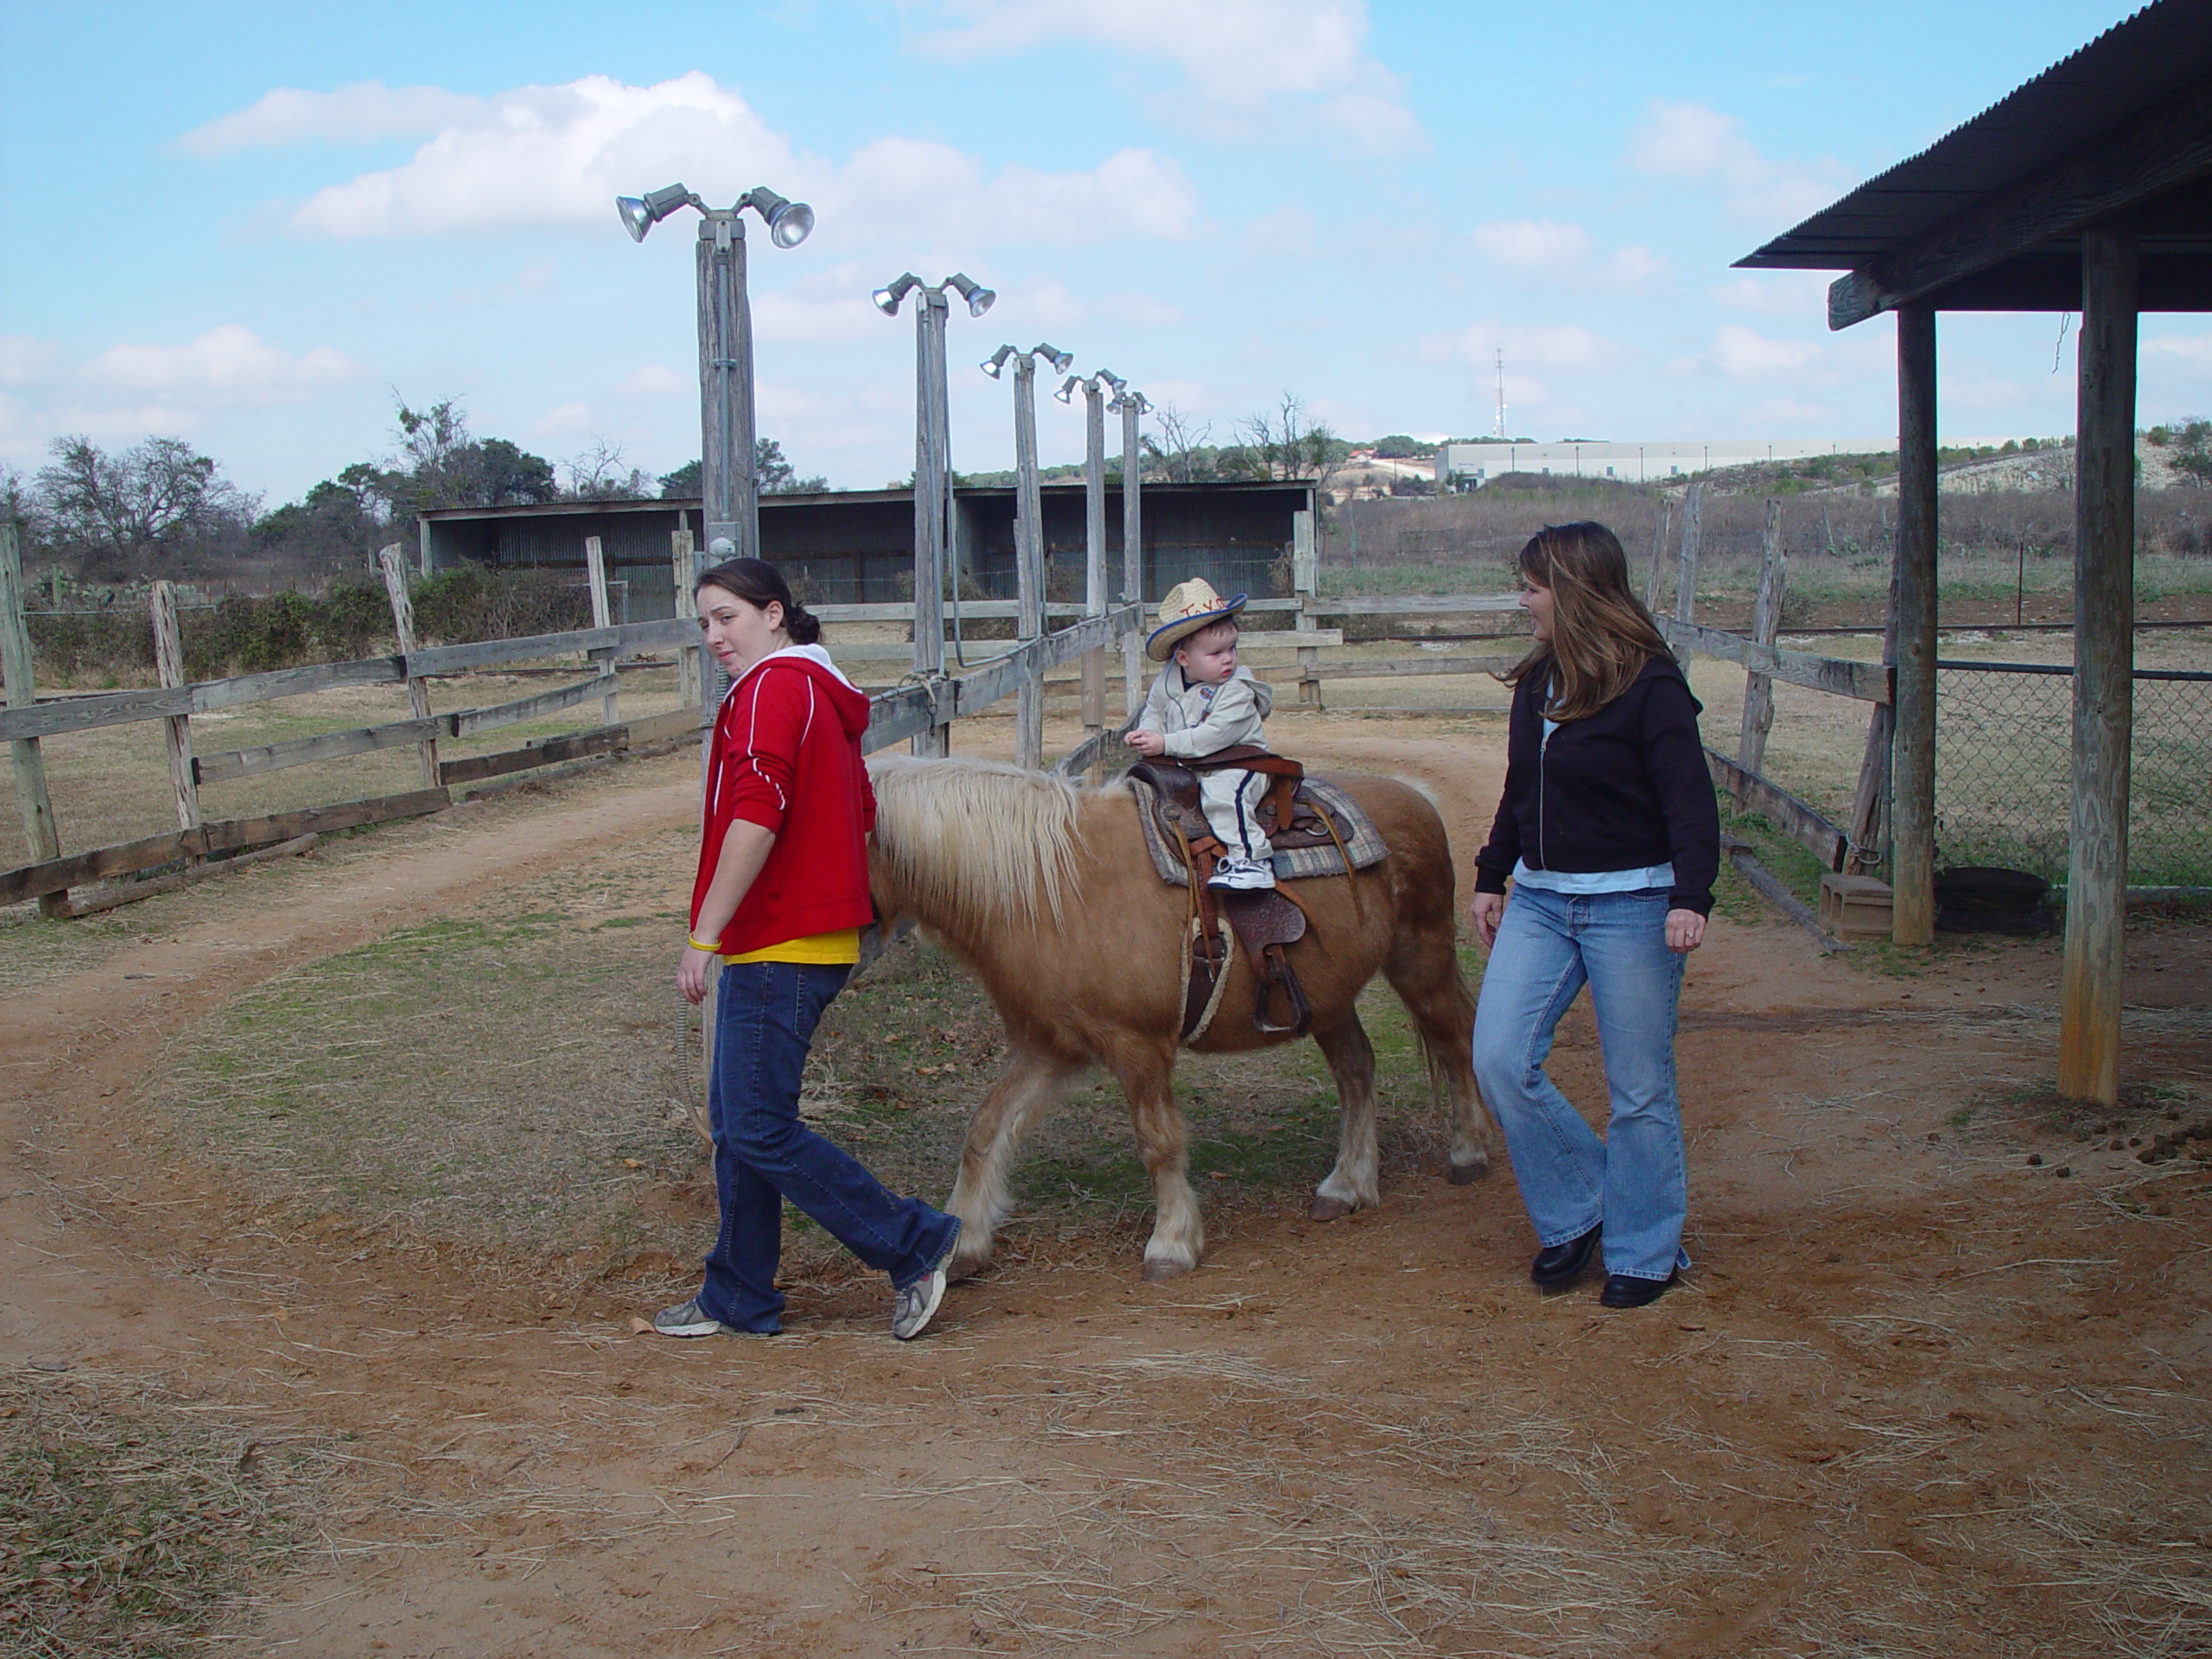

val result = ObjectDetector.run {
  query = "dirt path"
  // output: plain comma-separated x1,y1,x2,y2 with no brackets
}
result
4,723,2209,1657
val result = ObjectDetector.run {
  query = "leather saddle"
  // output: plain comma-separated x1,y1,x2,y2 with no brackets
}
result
1128,751,1325,1042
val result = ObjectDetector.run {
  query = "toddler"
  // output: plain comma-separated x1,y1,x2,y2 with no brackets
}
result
1125,578,1277,891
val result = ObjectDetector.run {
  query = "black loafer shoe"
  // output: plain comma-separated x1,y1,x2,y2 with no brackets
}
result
1529,1224,1601,1289
1599,1269,1679,1309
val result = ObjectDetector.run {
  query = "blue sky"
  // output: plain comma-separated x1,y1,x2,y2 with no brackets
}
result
3,0,2205,507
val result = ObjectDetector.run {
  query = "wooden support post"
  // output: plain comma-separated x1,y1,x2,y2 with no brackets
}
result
671,527,701,709
2059,224,2139,1106
377,544,440,791
1292,507,1320,711
583,536,620,727
1891,303,1939,947
1119,392,1147,719
1738,500,1787,778
1673,482,1703,628
149,582,201,837
1646,498,1673,613
0,523,65,917
1080,378,1108,756
1012,352,1046,771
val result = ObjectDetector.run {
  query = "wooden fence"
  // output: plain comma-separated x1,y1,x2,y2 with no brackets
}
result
0,526,1139,917
3,492,1889,925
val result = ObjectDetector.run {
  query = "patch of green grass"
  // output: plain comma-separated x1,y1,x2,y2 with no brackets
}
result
0,1370,322,1658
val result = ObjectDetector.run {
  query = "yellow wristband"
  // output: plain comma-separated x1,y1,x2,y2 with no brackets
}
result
688,935,720,953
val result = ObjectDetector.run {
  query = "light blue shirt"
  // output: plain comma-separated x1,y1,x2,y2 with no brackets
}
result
1512,707,1673,895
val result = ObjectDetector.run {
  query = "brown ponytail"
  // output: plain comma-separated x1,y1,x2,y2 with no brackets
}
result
695,557,821,645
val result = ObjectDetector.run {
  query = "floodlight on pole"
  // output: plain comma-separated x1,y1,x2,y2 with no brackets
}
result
881,274,1001,741
981,342,1077,768
613,177,817,677
1107,381,1152,715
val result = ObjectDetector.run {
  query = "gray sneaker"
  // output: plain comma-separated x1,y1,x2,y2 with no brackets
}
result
893,1222,961,1341
652,1299,733,1338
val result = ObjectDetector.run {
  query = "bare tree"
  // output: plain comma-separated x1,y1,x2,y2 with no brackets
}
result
35,435,255,565
1237,392,1345,499
1141,404,1214,483
564,438,652,499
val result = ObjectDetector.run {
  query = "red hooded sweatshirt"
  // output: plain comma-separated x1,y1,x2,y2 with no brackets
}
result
690,645,876,957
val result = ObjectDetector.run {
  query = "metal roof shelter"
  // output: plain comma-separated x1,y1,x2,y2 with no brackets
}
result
1737,0,2212,1104
418,479,1317,618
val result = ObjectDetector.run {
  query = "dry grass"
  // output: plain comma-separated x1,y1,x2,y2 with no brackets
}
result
0,1366,336,1658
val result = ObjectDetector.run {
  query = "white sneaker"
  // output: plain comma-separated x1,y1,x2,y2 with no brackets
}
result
1207,856,1277,892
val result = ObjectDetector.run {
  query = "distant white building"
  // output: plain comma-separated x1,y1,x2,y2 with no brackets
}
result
1431,438,2023,489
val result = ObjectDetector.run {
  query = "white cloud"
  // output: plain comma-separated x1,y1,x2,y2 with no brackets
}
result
1625,100,1847,224
1745,397,1835,425
219,73,1201,248
1469,222,1667,291
911,0,1424,153
1098,290,1186,327
0,337,67,390
83,325,364,405
286,73,799,238
752,262,893,345
831,136,1201,245
1709,270,1828,317
532,402,594,437
2145,333,2212,372
1602,245,1669,290
179,81,482,156
1422,320,1630,376
615,364,688,397
1471,219,1590,268
1707,324,1821,382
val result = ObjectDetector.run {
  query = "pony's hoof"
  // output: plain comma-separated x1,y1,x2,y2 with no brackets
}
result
1446,1157,1491,1186
1141,1258,1191,1283
946,1250,991,1283
1307,1194,1356,1222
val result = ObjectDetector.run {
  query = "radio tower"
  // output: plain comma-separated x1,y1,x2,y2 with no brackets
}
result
1493,348,1508,440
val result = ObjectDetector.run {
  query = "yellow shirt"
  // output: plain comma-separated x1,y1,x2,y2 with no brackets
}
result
722,927,862,966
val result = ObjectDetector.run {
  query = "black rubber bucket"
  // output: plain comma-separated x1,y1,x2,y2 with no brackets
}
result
1936,866,2057,935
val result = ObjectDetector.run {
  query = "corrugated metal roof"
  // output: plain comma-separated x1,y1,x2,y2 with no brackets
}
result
1738,0,2212,270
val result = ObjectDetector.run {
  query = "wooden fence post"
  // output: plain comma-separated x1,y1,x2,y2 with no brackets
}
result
149,582,201,836
376,545,441,791
1847,585,1897,878
1293,507,1320,710
1,523,65,916
671,527,701,709
1738,501,1787,778
1647,498,1674,613
583,535,620,728
1674,482,1703,629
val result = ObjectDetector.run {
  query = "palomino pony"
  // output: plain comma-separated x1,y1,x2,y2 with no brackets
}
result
866,754,1493,1281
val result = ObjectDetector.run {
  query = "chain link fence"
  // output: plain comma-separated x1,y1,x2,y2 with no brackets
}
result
1937,662,2212,887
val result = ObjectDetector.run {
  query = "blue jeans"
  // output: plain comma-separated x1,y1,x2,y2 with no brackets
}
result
1471,887,1690,1282
699,961,959,1333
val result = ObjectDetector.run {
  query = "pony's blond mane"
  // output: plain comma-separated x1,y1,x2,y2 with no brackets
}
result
868,754,1084,933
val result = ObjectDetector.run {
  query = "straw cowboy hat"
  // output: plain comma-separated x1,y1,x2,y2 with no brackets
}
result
1145,578,1249,661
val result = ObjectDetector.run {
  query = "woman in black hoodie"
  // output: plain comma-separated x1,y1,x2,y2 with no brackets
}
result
1468,522,1719,1309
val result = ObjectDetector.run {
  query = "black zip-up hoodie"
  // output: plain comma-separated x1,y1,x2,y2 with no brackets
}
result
1472,652,1721,916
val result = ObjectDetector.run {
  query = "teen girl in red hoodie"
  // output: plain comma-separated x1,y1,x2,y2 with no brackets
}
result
654,558,959,1343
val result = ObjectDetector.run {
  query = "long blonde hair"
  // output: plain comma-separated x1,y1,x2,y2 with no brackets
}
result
1502,521,1671,721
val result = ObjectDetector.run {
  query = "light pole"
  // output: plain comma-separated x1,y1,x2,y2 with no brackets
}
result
616,181,814,582
982,342,1072,769
874,273,995,755
1110,384,1150,715
1056,370,1123,747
